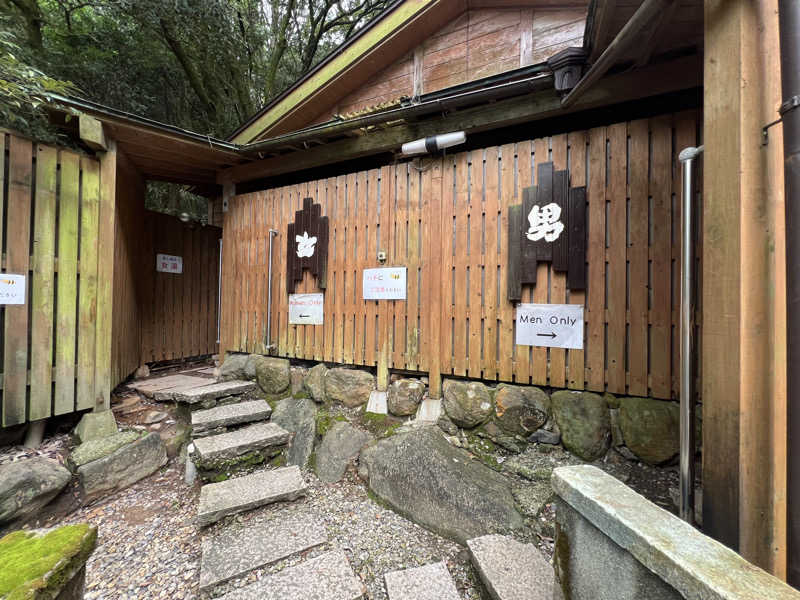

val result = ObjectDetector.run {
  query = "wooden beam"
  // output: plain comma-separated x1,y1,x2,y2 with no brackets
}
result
702,0,786,576
586,0,618,62
220,54,700,185
633,1,679,67
79,114,107,151
562,0,678,108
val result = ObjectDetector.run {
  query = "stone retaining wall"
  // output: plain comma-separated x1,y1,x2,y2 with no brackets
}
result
551,465,800,600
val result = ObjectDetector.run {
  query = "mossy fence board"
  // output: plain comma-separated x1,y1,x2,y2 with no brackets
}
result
220,112,700,400
0,134,109,426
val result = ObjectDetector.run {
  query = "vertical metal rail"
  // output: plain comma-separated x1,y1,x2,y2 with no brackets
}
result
779,0,800,585
217,238,222,345
266,229,278,351
678,145,703,524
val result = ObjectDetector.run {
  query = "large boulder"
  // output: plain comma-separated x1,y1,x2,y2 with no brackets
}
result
551,391,610,461
218,353,253,381
73,411,118,443
494,385,550,436
442,380,493,428
76,432,167,500
0,458,71,527
271,397,317,468
324,368,375,408
303,363,328,403
619,397,680,465
361,427,525,544
314,421,373,483
252,356,290,395
387,379,425,416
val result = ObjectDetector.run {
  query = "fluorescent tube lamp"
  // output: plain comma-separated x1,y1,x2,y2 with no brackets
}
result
401,131,466,156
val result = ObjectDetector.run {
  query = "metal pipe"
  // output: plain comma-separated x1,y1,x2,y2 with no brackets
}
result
779,0,800,586
265,229,278,351
678,144,703,524
216,238,222,345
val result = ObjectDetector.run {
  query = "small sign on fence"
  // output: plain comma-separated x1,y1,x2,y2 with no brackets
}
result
289,293,324,325
156,254,183,274
0,274,26,305
515,303,584,349
363,267,407,300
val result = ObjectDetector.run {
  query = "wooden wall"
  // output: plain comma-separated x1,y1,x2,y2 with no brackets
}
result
111,150,146,388
139,212,220,364
0,133,113,426
221,111,700,400
312,7,586,123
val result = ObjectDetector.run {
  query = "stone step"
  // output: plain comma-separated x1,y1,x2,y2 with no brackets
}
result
199,515,327,591
130,374,210,399
384,561,460,600
191,400,273,437
197,465,307,527
172,380,257,405
467,534,554,600
191,423,289,475
217,550,365,600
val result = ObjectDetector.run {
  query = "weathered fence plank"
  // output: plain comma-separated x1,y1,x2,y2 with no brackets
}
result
77,158,100,410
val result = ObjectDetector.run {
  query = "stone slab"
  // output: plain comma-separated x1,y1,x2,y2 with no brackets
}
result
366,391,388,415
199,516,327,591
77,433,167,501
192,400,272,435
69,431,141,468
197,465,307,527
384,561,460,600
172,380,257,404
414,398,442,423
129,374,209,398
218,550,365,600
467,534,553,600
192,422,289,466
552,465,800,600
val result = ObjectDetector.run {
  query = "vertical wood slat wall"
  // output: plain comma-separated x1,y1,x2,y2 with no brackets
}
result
221,112,699,400
1,134,109,426
139,211,220,364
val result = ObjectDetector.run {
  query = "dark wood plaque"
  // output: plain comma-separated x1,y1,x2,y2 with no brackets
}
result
507,161,586,302
286,197,328,294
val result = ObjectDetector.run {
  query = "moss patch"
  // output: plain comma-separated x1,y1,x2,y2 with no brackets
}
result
0,524,97,600
315,408,347,438
359,412,403,439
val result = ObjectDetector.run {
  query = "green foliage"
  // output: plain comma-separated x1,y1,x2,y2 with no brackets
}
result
0,19,76,139
0,524,97,600
2,0,393,139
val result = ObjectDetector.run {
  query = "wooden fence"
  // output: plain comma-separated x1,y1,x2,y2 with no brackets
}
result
221,111,699,400
0,133,114,426
139,211,221,364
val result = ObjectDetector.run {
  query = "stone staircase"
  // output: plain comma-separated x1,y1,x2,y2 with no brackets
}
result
138,369,554,599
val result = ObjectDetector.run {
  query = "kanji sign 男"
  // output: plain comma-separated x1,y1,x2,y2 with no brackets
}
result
156,254,183,274
515,303,584,349
363,267,407,300
0,274,26,305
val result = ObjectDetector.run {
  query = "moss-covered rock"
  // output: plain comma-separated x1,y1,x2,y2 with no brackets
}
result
387,379,425,416
494,384,549,436
551,390,610,461
325,368,375,408
0,524,97,600
73,411,117,444
442,379,493,429
252,356,290,395
68,431,141,469
315,407,348,439
619,397,680,465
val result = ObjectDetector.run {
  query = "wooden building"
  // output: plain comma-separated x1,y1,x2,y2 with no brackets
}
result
0,0,792,583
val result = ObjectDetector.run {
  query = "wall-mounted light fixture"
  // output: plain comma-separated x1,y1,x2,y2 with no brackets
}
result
401,131,466,156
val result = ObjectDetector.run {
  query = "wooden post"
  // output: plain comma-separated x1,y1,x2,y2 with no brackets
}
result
703,0,786,575
95,138,117,411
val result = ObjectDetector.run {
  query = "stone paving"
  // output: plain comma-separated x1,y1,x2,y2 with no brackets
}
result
384,561,461,600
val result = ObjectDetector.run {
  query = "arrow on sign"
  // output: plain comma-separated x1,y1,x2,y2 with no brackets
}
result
537,332,557,339
300,314,311,318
